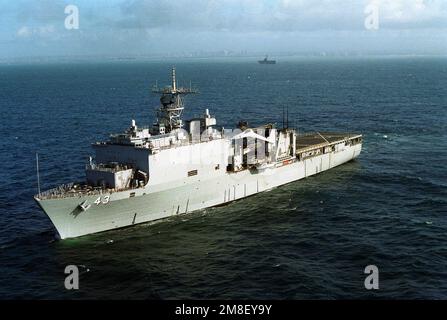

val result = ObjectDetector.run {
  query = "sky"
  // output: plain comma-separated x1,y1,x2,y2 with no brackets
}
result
0,0,446,59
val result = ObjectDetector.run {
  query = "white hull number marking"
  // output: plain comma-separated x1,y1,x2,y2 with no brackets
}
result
94,195,110,205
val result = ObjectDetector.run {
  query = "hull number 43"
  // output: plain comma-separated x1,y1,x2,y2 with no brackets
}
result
94,195,110,205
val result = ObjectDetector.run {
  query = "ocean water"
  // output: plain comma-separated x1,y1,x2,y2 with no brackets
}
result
0,57,446,299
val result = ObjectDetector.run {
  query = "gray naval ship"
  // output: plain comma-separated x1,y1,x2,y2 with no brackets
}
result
35,67,362,239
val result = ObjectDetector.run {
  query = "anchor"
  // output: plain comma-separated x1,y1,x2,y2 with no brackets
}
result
78,200,91,211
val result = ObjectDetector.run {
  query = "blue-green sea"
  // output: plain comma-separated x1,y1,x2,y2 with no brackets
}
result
0,57,446,299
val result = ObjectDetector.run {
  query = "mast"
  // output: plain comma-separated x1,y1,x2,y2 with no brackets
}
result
172,67,176,92
152,67,199,133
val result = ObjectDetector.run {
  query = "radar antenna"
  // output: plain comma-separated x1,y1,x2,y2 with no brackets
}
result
152,67,198,133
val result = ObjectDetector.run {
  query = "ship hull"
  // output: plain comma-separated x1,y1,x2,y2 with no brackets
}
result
36,143,361,239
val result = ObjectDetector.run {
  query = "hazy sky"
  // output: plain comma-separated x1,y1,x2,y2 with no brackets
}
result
1,0,446,59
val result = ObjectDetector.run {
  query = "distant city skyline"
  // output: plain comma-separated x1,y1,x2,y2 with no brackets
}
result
1,0,446,61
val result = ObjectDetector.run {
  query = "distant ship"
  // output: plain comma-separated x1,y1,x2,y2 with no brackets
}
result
35,67,362,239
258,55,276,64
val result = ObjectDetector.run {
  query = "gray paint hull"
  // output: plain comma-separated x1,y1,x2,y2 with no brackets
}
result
36,144,361,239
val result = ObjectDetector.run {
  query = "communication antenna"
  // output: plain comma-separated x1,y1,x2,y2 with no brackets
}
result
152,66,199,133
282,106,285,129
36,153,41,196
172,66,176,91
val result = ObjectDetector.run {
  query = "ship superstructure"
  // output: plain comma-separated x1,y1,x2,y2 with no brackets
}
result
35,67,362,239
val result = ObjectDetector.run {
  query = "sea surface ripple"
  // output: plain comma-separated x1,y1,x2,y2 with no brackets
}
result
0,57,446,299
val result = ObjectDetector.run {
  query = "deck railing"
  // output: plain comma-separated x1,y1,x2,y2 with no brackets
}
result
36,181,145,200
